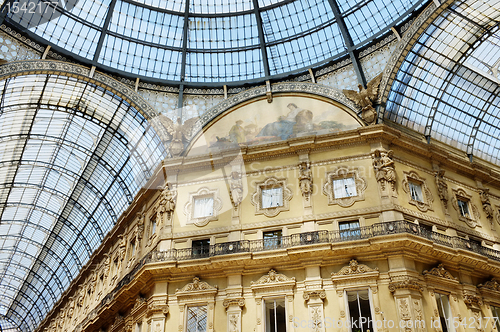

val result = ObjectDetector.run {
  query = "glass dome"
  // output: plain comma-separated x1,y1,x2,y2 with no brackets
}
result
3,0,425,85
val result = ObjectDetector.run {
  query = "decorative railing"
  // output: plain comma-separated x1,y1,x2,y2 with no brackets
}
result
144,220,498,262
76,220,500,332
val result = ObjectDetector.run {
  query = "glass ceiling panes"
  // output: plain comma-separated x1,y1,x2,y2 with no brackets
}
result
386,0,500,165
4,0,425,84
0,74,167,332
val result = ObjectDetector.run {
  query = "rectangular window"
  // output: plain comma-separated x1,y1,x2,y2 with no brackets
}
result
262,187,283,208
435,293,455,332
263,230,282,249
409,182,423,202
346,289,373,332
457,199,470,218
333,177,357,198
265,298,286,332
192,239,211,257
491,305,500,330
150,213,157,236
129,239,136,259
193,197,214,218
339,221,361,240
187,305,207,332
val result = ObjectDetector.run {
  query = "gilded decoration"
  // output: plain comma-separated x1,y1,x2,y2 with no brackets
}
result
322,166,367,207
251,177,293,217
372,149,396,192
342,73,382,124
402,171,434,212
303,290,326,301
451,188,480,228
423,264,458,281
184,187,223,227
332,259,379,276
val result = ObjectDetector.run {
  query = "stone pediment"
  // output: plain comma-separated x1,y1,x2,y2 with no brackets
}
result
331,260,379,289
176,277,218,302
251,269,296,295
478,278,500,303
423,264,460,289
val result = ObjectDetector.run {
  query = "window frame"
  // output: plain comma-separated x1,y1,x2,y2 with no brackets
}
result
435,292,455,332
192,238,211,257
263,230,283,250
186,304,208,332
263,297,287,332
402,171,434,212
451,188,479,228
184,187,223,227
339,220,361,240
344,288,375,332
323,166,367,207
251,177,293,217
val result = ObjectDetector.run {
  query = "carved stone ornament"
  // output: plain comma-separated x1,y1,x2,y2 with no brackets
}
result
463,293,483,308
402,171,434,212
478,278,500,292
435,170,449,210
388,278,424,293
480,189,494,220
251,176,293,217
147,301,169,316
136,212,145,240
451,188,480,228
423,264,458,281
303,290,326,301
298,161,313,200
496,205,500,226
229,171,244,209
223,298,245,309
372,149,396,192
323,166,367,207
332,259,379,276
158,182,177,223
342,73,382,125
184,187,223,227
251,269,296,285
176,277,218,293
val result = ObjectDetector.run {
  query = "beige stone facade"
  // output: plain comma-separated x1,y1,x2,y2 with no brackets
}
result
36,97,500,332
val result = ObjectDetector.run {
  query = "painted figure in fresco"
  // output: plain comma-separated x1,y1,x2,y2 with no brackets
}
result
229,120,246,143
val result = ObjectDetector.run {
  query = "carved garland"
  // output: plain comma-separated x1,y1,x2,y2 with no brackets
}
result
401,170,434,212
323,166,367,207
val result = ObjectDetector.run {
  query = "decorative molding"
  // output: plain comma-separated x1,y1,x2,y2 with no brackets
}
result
251,176,293,217
223,298,245,309
229,171,243,209
388,278,424,293
463,293,483,308
184,187,223,227
176,277,218,293
175,277,218,305
251,269,296,285
451,188,480,228
157,183,177,225
322,166,367,207
401,170,434,212
303,290,326,302
250,269,296,296
478,278,500,292
332,259,379,276
372,149,397,194
423,264,458,281
298,161,313,201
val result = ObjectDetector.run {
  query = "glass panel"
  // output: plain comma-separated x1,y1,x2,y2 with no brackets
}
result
436,293,454,332
346,289,373,332
457,199,470,218
339,221,360,240
265,298,286,332
193,197,214,218
409,182,423,202
263,230,282,249
333,177,357,198
262,187,283,208
187,306,208,332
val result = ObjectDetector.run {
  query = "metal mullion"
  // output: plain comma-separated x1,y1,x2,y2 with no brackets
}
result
326,0,366,87
93,0,118,63
252,0,270,78
465,85,500,160
3,293,39,331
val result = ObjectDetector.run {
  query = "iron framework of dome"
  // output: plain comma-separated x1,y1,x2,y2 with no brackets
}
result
0,0,425,85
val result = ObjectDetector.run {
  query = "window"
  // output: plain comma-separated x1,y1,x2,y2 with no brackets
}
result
150,212,157,236
129,239,136,259
333,177,357,198
435,293,455,332
491,305,500,330
457,199,470,218
187,305,208,332
192,239,211,257
263,230,282,249
339,221,360,240
409,181,423,202
346,290,373,332
262,187,283,208
265,298,286,332
193,196,214,218
136,321,142,332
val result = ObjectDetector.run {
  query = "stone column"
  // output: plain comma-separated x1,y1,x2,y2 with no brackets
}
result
303,290,326,332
